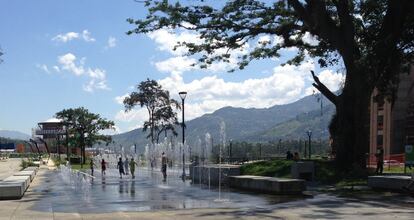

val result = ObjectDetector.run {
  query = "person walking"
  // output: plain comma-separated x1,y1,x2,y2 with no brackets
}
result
129,158,138,179
90,159,95,176
161,152,167,182
124,157,129,175
117,157,125,179
101,159,107,176
375,147,384,174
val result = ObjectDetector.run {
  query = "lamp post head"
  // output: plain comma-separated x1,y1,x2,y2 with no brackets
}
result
179,91,187,100
307,130,312,136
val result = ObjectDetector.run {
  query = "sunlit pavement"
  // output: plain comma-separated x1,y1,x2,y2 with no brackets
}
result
0,165,414,219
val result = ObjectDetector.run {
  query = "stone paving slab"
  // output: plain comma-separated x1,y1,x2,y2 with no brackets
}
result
0,167,413,219
0,159,22,181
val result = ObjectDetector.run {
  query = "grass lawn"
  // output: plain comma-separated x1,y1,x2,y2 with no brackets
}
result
240,159,371,187
240,159,294,178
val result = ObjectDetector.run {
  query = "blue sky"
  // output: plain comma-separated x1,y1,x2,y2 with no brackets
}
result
0,0,344,135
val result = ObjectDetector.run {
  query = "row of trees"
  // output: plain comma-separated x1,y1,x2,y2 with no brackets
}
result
127,0,414,171
211,140,331,162
52,79,180,166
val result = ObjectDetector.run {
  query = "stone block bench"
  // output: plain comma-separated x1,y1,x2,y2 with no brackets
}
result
24,166,39,174
229,175,306,195
14,170,36,181
0,166,39,200
0,181,26,199
368,175,412,191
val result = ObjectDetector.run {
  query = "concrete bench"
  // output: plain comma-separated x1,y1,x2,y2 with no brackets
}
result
229,175,306,195
368,175,412,191
291,161,314,181
14,170,36,181
24,166,39,175
0,181,25,199
3,175,31,190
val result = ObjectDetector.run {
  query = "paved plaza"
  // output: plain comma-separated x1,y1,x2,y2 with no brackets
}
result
0,158,22,181
0,160,413,219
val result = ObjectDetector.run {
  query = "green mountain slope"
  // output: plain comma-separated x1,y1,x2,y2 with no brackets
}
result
108,94,335,152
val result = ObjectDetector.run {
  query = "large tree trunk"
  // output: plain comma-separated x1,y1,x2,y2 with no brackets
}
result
330,67,371,172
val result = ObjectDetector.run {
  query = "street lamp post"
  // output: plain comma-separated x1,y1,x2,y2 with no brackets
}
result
229,139,232,163
179,91,187,180
307,130,312,159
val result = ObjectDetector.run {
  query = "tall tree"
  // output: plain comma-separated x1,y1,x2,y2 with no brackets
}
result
56,107,115,166
127,0,414,171
124,79,180,144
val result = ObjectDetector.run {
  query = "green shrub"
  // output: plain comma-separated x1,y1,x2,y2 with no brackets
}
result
20,159,37,170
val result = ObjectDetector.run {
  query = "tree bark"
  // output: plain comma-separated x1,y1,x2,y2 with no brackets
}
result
329,67,371,172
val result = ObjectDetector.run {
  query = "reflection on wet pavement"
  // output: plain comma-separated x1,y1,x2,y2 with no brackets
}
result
29,168,305,213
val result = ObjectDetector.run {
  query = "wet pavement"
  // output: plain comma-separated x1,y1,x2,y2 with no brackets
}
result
28,167,304,213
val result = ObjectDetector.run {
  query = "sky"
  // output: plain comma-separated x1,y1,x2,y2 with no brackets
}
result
0,0,344,135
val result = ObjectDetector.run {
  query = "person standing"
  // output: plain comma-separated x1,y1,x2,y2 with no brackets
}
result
101,159,107,175
375,147,384,174
117,157,125,179
161,152,167,182
124,157,129,175
129,158,138,179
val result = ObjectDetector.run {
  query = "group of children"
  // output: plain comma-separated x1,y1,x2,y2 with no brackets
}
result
89,152,168,181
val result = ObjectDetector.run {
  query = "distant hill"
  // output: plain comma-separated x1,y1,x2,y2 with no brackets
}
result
245,104,335,141
0,130,31,140
108,94,335,153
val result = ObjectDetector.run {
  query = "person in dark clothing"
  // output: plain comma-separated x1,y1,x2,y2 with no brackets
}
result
293,152,300,161
375,147,384,174
90,159,95,176
117,157,125,179
101,159,107,175
286,151,294,160
161,152,167,182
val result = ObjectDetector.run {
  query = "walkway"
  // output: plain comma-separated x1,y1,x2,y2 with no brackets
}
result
0,158,22,180
0,166,413,219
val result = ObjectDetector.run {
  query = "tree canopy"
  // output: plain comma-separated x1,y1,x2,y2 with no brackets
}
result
56,107,115,164
128,0,414,171
124,79,180,144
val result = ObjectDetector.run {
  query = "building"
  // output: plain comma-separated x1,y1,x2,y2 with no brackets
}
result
35,118,66,154
369,66,414,163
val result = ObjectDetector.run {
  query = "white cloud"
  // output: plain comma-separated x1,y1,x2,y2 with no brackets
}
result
52,32,80,42
56,53,109,92
305,70,344,95
155,56,196,74
156,62,312,120
53,65,60,72
149,27,249,73
148,28,202,56
106,37,117,48
100,125,121,135
58,53,84,76
317,69,344,91
82,30,96,42
36,64,50,73
302,32,319,46
52,30,95,43
114,94,129,105
115,108,148,124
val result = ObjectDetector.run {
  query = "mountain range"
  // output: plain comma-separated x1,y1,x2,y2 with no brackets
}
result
109,94,335,153
0,130,31,141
